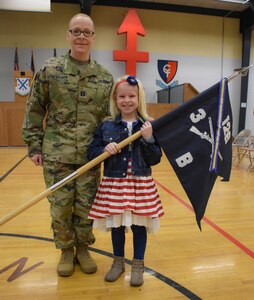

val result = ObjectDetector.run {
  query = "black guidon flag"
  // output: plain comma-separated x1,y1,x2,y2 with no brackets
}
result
152,79,232,229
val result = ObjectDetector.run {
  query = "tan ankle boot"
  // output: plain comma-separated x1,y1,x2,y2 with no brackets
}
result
57,247,75,277
105,256,125,282
130,259,144,286
76,245,97,274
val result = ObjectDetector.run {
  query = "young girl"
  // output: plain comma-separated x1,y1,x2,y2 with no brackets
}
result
88,75,164,286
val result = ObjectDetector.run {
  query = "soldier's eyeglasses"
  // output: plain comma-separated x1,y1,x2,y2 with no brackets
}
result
68,29,94,37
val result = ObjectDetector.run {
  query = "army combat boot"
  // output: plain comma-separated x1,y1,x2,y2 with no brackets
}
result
57,247,75,276
104,256,125,282
76,245,97,274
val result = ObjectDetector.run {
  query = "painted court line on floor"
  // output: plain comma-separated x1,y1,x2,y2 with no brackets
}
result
154,179,254,260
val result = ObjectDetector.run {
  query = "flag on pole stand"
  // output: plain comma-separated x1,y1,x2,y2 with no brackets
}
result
14,47,19,71
31,50,35,73
152,78,232,229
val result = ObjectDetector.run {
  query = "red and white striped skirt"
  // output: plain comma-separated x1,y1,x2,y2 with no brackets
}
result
89,161,164,233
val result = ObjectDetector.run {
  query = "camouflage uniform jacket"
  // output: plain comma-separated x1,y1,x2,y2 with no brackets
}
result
22,52,113,164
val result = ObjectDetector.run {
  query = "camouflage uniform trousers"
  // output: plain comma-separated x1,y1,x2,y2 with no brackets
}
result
43,160,100,249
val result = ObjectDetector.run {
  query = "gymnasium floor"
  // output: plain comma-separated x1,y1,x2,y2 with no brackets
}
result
0,147,254,300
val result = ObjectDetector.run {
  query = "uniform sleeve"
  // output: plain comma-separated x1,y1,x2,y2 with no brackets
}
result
101,74,114,120
22,68,49,157
87,124,106,160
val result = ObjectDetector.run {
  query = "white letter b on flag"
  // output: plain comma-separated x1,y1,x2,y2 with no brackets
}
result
175,152,193,168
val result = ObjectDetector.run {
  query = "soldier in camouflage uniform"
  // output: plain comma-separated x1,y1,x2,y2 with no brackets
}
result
22,13,113,277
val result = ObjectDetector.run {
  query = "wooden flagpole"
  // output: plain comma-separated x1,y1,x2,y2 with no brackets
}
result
0,131,141,227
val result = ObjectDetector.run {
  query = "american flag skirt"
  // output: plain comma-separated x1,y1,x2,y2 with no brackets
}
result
88,161,164,233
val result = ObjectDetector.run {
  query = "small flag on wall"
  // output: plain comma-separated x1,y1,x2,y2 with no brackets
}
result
31,50,35,73
53,48,57,57
14,47,19,71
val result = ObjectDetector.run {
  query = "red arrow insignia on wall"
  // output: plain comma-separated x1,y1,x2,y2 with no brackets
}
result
113,9,149,76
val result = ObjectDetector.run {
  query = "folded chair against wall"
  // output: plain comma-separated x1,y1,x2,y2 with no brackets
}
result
237,136,254,171
232,129,251,166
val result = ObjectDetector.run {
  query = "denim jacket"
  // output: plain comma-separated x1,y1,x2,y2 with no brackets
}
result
87,117,162,178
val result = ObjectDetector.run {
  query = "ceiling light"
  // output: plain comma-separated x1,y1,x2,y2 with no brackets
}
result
0,0,51,12
218,0,247,3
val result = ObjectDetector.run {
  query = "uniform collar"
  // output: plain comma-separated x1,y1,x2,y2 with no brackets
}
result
62,52,98,77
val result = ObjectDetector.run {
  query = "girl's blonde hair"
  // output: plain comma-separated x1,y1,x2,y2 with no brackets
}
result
109,75,149,120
